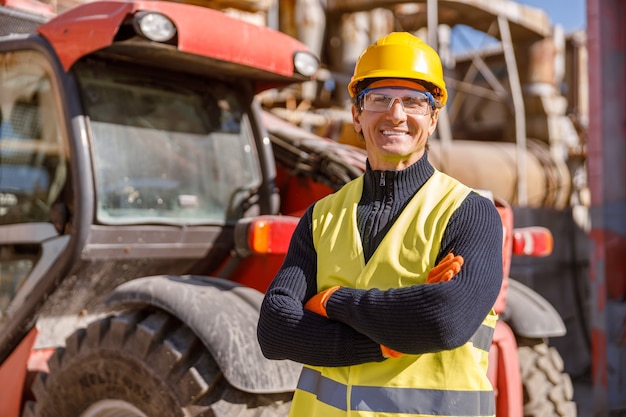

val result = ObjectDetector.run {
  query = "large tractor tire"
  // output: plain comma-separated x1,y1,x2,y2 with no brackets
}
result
518,338,577,417
24,308,293,417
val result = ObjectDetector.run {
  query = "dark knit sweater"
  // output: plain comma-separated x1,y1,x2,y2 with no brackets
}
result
257,152,503,367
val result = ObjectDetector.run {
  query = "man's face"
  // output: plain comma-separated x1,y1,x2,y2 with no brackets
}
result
352,79,439,171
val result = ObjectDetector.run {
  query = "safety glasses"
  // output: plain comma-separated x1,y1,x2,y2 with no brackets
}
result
358,87,435,115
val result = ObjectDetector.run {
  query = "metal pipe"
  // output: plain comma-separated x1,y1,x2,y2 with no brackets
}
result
498,15,528,206
426,0,437,48
428,139,571,209
425,0,453,171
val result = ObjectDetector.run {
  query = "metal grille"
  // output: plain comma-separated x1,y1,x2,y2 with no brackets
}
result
0,6,48,36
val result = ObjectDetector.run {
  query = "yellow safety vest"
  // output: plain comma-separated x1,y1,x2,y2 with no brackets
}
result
290,170,497,417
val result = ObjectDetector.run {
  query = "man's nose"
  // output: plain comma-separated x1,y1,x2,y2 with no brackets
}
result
388,98,408,120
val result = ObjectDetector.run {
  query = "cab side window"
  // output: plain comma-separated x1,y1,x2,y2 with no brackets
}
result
0,51,66,225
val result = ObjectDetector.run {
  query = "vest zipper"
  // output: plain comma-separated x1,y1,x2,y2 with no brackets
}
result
379,171,385,187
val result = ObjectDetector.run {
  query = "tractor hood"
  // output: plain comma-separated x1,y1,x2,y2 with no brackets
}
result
36,0,319,93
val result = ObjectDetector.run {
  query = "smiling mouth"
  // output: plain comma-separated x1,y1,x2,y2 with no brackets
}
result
381,130,408,136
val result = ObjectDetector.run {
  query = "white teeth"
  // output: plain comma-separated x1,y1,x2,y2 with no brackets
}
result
382,130,407,135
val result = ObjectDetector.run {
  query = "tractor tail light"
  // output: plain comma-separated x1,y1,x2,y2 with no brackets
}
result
512,226,554,257
234,215,299,256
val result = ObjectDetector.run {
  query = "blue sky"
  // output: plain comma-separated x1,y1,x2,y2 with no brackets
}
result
519,0,586,32
450,1,587,52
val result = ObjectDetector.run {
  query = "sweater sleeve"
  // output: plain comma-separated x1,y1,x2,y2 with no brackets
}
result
325,192,503,354
257,205,386,366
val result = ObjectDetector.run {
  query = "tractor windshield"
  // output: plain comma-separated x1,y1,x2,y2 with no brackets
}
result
75,63,261,226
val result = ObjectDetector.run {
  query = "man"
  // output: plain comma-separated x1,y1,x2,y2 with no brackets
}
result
257,32,503,417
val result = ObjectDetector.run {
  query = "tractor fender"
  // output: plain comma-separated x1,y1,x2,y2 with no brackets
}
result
504,278,567,338
105,275,302,394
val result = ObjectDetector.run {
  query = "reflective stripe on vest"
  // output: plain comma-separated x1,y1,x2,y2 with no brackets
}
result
471,322,495,352
297,367,496,416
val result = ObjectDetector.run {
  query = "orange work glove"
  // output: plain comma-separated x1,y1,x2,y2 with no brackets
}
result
425,252,464,284
304,285,341,318
381,345,403,359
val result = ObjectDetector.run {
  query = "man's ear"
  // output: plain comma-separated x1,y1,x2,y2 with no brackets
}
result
352,105,362,133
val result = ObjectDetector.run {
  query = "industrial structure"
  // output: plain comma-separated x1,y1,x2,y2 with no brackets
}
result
0,0,624,415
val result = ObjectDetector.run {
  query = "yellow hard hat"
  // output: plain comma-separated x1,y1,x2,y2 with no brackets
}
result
348,32,447,106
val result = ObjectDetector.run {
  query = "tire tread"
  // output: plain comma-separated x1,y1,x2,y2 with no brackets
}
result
26,308,293,417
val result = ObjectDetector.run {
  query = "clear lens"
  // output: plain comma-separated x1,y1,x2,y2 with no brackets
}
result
135,12,176,42
359,87,434,115
293,51,319,77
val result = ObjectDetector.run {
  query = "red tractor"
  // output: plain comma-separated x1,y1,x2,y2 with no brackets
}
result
0,1,321,415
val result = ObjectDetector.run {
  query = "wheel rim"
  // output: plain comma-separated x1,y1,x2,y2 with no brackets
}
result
79,400,150,417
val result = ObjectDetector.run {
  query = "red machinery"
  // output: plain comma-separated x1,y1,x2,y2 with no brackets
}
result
0,1,319,415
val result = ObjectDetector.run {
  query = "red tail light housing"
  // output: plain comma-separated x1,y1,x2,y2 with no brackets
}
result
234,215,299,256
512,226,554,257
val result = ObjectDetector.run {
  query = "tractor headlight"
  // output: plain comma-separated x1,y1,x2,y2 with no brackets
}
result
293,51,319,77
133,11,177,43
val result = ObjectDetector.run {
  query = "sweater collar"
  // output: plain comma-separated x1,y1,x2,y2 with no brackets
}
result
363,152,435,198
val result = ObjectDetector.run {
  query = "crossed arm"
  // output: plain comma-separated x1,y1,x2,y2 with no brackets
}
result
257,193,503,367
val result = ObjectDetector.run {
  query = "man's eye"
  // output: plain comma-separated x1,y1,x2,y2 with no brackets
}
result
370,94,390,104
404,97,426,107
